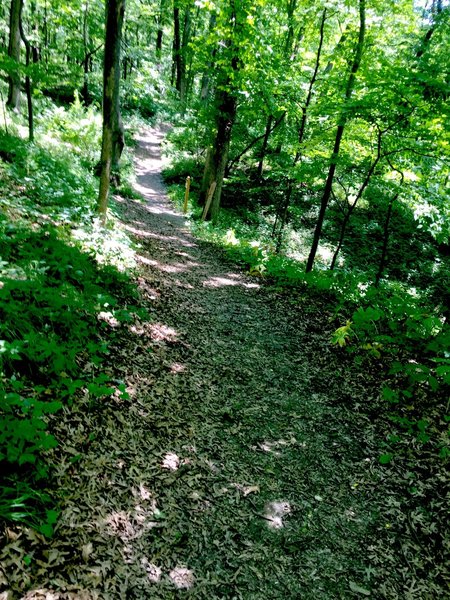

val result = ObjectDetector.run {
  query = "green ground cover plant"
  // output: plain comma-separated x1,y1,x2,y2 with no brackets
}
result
0,97,143,534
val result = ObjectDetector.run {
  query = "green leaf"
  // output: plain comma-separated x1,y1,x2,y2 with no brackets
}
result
379,453,393,465
38,523,54,538
46,509,59,525
349,581,371,596
18,453,37,465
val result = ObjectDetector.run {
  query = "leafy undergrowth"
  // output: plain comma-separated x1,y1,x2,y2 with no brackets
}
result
0,102,145,537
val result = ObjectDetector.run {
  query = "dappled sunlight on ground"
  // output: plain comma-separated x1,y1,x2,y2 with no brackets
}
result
252,438,301,455
19,591,98,600
203,275,260,289
264,501,292,530
5,126,438,600
141,558,162,583
97,310,121,328
161,452,180,471
149,323,178,341
105,505,159,542
168,567,195,590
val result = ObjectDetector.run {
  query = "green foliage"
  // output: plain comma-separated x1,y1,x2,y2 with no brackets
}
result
0,101,140,531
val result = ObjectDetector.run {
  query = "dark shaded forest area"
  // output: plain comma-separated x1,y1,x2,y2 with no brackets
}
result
0,0,449,597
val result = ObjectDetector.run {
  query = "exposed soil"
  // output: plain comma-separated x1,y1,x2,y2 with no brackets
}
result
1,127,447,600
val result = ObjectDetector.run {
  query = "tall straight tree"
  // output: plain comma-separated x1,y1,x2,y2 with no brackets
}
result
199,0,243,221
97,0,125,223
305,0,366,272
6,0,23,110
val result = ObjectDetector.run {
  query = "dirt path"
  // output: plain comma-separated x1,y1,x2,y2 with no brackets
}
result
3,128,445,600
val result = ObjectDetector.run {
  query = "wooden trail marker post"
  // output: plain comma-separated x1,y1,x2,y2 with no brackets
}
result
183,176,191,213
201,181,217,222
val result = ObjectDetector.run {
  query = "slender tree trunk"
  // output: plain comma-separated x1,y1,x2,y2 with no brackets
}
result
227,111,285,177
97,0,125,223
19,2,33,141
43,0,48,65
274,8,327,251
30,0,40,63
185,5,200,103
7,0,23,110
284,0,297,57
306,0,366,272
200,13,216,102
375,167,404,286
256,115,273,181
155,0,167,60
172,4,181,90
329,129,382,269
179,2,192,103
200,85,237,220
81,1,90,105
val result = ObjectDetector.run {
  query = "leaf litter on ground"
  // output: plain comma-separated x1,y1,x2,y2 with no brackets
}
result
0,127,448,600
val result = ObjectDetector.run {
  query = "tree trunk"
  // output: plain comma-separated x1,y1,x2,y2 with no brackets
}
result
329,128,382,269
375,167,404,286
306,0,366,272
19,2,33,141
256,115,273,181
7,0,23,110
156,0,167,60
179,2,192,103
200,13,216,102
284,0,297,57
227,111,285,177
81,1,90,105
172,4,181,90
97,0,125,223
274,9,327,251
200,86,237,221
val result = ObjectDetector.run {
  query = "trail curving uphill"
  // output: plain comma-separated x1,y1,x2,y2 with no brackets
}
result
1,127,445,600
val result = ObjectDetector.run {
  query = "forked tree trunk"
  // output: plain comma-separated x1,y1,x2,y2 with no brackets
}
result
306,0,366,272
7,0,23,110
97,0,125,223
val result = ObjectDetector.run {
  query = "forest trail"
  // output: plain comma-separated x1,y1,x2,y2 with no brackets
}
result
3,128,441,600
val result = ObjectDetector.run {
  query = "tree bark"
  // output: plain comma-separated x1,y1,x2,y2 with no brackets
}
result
375,166,404,286
7,0,23,110
306,0,366,272
226,111,286,176
156,0,168,60
172,4,181,90
329,128,382,269
200,84,237,221
200,13,216,102
274,8,327,251
97,0,125,223
19,2,33,141
179,2,192,103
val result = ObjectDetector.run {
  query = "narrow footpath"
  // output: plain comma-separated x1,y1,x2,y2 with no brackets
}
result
3,128,445,600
